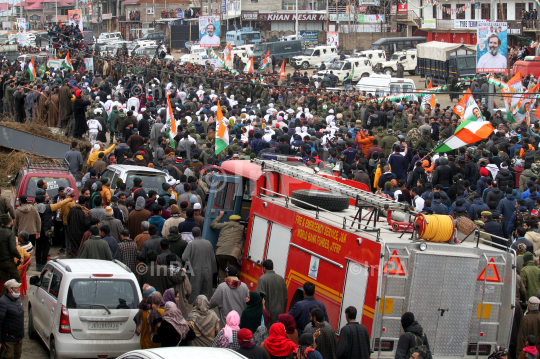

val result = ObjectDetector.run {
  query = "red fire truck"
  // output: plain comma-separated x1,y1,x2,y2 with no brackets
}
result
202,159,515,359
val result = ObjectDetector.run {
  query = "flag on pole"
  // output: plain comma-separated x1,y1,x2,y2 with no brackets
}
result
420,78,436,112
37,62,46,75
434,120,494,153
279,60,285,79
502,72,524,123
259,50,271,73
532,41,539,48
344,64,355,82
223,43,233,69
244,57,254,73
62,52,73,71
161,93,177,148
215,101,229,155
27,59,36,81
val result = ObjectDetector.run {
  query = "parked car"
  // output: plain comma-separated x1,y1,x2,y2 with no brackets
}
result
100,165,173,194
291,45,338,70
135,31,165,43
117,347,249,359
97,32,123,45
314,55,342,71
10,157,77,208
28,259,141,359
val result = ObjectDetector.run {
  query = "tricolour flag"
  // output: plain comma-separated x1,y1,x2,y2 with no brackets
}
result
62,52,73,71
279,60,285,79
162,93,177,148
514,83,539,123
533,41,539,48
434,120,494,153
502,72,524,123
244,57,254,73
420,78,436,112
27,59,36,81
224,43,233,69
259,50,271,73
215,101,229,155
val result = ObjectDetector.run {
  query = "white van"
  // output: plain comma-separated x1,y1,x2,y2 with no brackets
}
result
128,40,157,52
378,49,417,75
190,45,208,56
97,32,123,45
232,44,254,57
355,73,417,99
179,53,208,66
353,49,386,66
291,45,338,70
317,58,373,82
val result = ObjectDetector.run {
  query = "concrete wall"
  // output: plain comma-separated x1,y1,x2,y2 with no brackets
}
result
339,32,406,52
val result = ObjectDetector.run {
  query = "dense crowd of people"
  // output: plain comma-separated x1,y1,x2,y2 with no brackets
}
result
3,22,540,359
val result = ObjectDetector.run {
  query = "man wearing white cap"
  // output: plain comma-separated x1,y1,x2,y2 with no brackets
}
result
193,203,205,227
0,279,24,359
326,109,335,125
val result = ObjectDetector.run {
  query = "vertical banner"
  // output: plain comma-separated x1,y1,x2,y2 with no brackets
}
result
199,15,220,47
68,10,83,31
476,21,507,73
16,18,26,46
84,58,94,72
326,32,339,47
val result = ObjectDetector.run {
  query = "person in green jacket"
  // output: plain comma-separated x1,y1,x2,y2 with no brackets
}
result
520,251,540,300
4,80,13,114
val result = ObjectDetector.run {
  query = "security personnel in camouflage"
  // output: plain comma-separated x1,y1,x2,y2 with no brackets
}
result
532,155,540,176
374,126,386,144
497,145,509,163
419,129,435,151
381,127,398,157
392,107,408,129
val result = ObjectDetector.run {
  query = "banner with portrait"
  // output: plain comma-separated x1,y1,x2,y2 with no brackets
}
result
68,9,83,31
476,21,507,73
199,16,220,47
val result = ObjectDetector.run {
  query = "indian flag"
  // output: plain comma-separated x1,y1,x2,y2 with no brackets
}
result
224,43,233,69
434,120,494,153
27,59,36,81
420,78,436,112
502,72,524,123
165,93,176,148
279,60,285,79
62,52,73,71
259,50,270,73
533,41,539,48
215,101,229,154
244,57,254,73
514,83,539,123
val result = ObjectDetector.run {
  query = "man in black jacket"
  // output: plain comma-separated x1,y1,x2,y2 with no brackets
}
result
0,214,21,282
481,211,505,246
395,312,432,359
0,279,24,359
432,157,453,188
336,306,370,359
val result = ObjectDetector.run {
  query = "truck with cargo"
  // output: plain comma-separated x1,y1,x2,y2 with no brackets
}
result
202,159,515,359
417,41,477,87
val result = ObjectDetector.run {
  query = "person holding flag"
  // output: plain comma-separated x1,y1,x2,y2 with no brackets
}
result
215,101,229,155
62,52,74,71
26,59,36,81
244,58,254,74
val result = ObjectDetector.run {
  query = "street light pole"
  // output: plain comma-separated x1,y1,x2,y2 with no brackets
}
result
295,0,298,37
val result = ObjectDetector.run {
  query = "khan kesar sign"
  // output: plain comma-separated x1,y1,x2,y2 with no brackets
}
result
258,13,327,21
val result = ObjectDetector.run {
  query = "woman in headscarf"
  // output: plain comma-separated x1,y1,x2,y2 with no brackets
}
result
240,291,263,334
261,323,297,359
186,295,220,347
290,333,323,359
278,314,298,344
236,328,268,359
134,291,165,349
160,288,178,309
151,302,194,347
212,310,241,350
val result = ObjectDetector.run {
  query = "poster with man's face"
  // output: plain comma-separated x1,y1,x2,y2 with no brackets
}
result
199,16,220,47
68,10,83,31
477,21,507,73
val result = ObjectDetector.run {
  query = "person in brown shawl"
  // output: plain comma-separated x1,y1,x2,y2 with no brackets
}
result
37,90,50,125
58,79,73,128
49,92,60,127
66,195,93,257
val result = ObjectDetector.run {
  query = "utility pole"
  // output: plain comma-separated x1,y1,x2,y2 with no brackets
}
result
295,0,298,37
326,0,328,31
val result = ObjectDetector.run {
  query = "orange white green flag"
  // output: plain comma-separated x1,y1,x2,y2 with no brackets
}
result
279,60,285,79
244,57,254,73
434,120,494,153
215,101,229,154
420,77,436,112
27,59,36,81
62,52,73,71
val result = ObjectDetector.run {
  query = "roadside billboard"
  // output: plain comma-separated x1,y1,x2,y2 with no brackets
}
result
476,21,507,73
326,32,338,47
199,15,220,47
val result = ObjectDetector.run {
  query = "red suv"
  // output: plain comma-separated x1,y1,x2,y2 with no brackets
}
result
10,157,78,208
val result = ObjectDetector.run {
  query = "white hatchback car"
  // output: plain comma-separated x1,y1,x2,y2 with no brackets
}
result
117,347,248,359
28,259,142,359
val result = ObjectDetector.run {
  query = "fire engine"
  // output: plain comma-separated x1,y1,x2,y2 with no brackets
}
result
202,159,515,359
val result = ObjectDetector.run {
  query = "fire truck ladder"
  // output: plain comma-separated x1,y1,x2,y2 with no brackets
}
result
253,159,411,214
376,246,412,359
474,253,508,359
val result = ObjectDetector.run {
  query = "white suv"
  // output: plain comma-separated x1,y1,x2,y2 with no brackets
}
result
28,259,142,359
